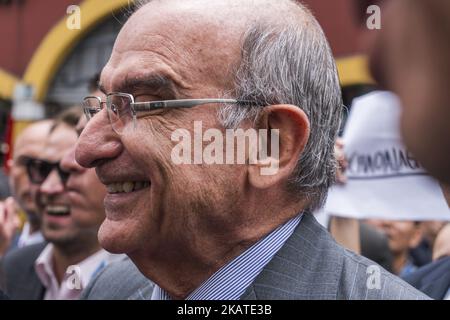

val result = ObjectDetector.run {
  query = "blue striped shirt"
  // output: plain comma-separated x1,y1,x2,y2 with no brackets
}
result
151,214,302,300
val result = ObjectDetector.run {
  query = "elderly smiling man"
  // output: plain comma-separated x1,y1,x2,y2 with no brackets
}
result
76,0,428,300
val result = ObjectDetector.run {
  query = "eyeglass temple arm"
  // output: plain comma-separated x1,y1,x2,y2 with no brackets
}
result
131,99,243,111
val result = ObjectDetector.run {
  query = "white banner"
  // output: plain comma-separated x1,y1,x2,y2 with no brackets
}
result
325,91,449,221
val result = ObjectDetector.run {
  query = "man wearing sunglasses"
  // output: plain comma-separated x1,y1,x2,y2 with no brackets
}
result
76,0,428,300
1,108,120,300
0,121,53,259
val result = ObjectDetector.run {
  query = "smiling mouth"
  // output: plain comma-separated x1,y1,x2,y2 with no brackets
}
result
106,181,150,194
46,205,71,217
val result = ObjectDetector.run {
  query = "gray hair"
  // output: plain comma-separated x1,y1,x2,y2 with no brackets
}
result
132,0,343,210
220,7,343,211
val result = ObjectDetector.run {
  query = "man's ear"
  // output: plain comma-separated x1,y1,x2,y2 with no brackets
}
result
248,104,310,189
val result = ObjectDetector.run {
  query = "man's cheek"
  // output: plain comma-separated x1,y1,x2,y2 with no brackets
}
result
138,117,181,146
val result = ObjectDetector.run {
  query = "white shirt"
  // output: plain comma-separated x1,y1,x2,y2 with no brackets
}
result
17,222,44,248
35,244,111,300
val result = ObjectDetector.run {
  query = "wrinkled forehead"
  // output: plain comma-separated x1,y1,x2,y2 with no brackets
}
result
100,1,244,94
43,125,77,161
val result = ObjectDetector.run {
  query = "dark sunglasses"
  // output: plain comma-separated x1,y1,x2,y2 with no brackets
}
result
25,158,70,185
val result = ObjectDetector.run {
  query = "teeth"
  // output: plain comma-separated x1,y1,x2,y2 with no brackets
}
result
106,181,150,194
123,182,133,193
46,205,70,216
47,205,70,212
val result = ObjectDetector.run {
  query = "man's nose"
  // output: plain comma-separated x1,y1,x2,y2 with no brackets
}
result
75,109,123,168
40,169,64,196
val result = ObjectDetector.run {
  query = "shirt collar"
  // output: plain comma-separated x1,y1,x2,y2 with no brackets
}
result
17,222,44,248
35,243,110,291
35,243,55,289
151,213,303,300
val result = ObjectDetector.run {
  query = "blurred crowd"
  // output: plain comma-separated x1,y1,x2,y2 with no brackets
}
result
0,0,449,300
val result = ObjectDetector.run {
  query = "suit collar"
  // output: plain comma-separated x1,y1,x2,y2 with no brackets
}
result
241,213,344,300
125,214,344,300
14,242,47,299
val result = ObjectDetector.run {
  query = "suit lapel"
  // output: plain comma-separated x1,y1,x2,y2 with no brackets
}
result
240,285,257,299
20,258,45,299
241,214,343,300
124,214,344,300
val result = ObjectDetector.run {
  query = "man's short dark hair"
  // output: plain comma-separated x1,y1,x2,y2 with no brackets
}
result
50,106,82,133
88,73,101,93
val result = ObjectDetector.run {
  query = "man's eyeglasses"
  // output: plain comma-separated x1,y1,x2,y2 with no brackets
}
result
83,93,256,135
25,158,70,185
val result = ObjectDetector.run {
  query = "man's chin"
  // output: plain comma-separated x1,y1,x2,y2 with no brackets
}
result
98,219,137,254
42,229,76,247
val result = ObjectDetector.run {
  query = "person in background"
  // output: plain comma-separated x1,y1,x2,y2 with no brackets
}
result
328,140,393,272
369,0,450,293
327,138,361,254
409,221,446,267
87,73,100,96
404,222,450,299
0,108,119,299
432,223,450,262
0,120,53,257
0,199,19,258
403,189,450,299
359,222,394,273
369,0,450,184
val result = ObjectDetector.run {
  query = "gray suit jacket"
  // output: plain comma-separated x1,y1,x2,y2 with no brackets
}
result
81,255,154,300
0,242,46,300
83,214,430,300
